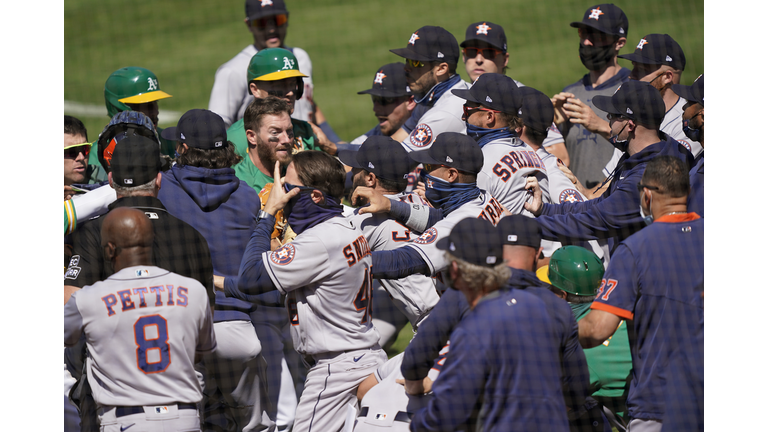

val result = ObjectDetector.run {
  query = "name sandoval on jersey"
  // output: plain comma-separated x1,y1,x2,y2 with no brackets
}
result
344,235,373,267
101,284,193,317
491,149,546,182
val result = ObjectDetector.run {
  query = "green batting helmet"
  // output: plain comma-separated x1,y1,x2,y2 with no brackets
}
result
104,67,173,118
247,48,308,99
547,246,605,296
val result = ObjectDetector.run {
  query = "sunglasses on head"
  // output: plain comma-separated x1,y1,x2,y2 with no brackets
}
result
64,144,90,159
251,13,288,29
462,47,503,60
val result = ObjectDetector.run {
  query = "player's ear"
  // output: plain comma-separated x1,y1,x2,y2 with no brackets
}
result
446,167,460,183
103,241,116,262
310,189,326,205
108,172,114,189
406,96,417,112
503,52,510,69
249,82,260,98
365,172,377,188
615,37,627,51
434,62,450,78
246,129,258,146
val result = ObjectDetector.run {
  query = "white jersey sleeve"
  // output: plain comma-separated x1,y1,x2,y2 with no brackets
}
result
401,80,469,151
208,45,257,128
290,47,315,124
478,138,551,216
262,216,380,356
63,266,214,407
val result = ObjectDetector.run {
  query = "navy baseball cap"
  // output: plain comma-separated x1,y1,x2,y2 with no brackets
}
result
436,217,504,267
671,74,704,106
161,109,228,149
460,21,507,52
110,135,163,187
409,132,484,174
452,73,521,114
337,136,416,182
592,80,666,129
497,215,542,249
246,0,288,20
619,34,686,70
357,63,411,98
518,86,555,135
570,4,628,38
390,26,460,66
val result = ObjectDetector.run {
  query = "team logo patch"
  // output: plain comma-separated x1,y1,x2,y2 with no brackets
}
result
665,55,673,62
410,124,433,147
636,38,649,50
413,227,439,245
588,7,604,20
282,57,295,70
374,70,386,85
147,77,158,91
677,139,692,151
408,32,419,45
270,243,296,265
260,0,272,6
476,22,491,35
559,188,584,204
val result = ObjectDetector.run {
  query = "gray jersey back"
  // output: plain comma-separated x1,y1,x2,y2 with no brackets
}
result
351,192,439,328
262,216,380,356
602,95,702,176
408,192,505,276
477,137,551,216
402,79,470,151
63,266,216,407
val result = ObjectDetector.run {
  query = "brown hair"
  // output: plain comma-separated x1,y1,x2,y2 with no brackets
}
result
176,141,242,169
291,151,346,200
243,96,292,134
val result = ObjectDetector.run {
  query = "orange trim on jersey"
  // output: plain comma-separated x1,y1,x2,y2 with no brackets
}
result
656,213,700,223
591,302,634,320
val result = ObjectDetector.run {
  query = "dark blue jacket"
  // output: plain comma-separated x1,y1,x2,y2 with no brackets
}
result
410,288,570,432
688,153,704,218
537,138,694,251
158,164,260,322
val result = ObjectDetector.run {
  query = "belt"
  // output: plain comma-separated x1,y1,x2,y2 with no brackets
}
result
115,403,197,417
359,406,412,423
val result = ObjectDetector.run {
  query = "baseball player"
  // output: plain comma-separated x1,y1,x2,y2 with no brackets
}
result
388,26,471,150
338,136,440,347
64,207,216,431
671,74,704,217
350,63,415,146
539,245,632,430
524,80,693,254
578,155,703,431
410,217,570,431
353,133,506,283
451,72,552,216
221,151,386,432
551,4,631,189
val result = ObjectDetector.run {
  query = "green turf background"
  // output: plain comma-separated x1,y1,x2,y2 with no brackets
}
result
65,0,703,144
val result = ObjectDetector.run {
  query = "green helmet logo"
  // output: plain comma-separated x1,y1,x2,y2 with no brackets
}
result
104,67,173,118
247,48,308,82
547,246,605,296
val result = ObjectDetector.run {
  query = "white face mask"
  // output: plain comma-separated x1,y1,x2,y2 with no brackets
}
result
639,190,653,226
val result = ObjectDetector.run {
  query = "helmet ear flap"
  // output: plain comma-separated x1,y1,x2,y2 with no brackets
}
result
295,77,304,100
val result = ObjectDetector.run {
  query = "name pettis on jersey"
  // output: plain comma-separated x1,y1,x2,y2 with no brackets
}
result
101,285,190,317
492,150,546,182
478,196,504,226
343,235,373,267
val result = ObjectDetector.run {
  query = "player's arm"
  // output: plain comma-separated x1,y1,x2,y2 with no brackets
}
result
371,247,431,280
208,63,242,128
65,222,106,304
64,295,84,346
410,326,487,432
356,373,379,401
352,186,442,233
579,309,622,349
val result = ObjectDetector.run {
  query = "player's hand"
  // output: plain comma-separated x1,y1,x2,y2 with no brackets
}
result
213,275,225,291
309,122,337,156
414,180,427,202
561,98,611,138
396,377,433,395
523,176,543,216
551,92,575,126
264,161,301,216
557,159,579,187
350,187,392,215
64,185,77,201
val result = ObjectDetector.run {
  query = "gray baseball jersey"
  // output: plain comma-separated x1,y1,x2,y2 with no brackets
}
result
354,353,438,432
408,191,505,276
63,265,216,407
350,192,440,329
208,44,314,127
477,137,552,217
602,95,702,177
261,215,380,356
512,79,566,149
401,79,470,151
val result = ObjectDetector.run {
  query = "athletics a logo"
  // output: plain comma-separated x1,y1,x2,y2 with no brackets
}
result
282,57,295,70
147,77,158,91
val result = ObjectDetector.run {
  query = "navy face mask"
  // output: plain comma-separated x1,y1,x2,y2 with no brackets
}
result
682,115,703,142
421,173,480,215
283,183,343,235
608,121,629,153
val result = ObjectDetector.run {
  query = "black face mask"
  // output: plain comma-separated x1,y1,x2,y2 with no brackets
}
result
578,43,616,71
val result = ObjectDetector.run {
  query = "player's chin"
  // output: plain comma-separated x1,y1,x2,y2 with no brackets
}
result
275,149,292,163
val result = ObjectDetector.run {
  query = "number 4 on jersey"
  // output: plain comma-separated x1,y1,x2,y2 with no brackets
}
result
354,266,373,324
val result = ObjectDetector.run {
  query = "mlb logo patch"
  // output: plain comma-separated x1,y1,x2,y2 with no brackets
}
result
154,406,169,414
374,413,388,421
135,269,150,277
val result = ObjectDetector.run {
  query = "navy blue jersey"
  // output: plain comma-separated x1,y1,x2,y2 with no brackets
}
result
591,213,704,421
688,154,704,218
410,288,569,432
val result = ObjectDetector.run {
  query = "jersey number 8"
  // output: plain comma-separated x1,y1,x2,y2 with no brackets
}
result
134,314,171,374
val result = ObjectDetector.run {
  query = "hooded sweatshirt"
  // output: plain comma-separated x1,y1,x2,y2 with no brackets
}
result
158,164,261,322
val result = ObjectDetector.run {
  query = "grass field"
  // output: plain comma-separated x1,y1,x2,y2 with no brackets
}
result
65,0,704,144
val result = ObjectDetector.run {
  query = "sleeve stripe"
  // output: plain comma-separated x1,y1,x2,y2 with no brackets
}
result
591,302,634,320
65,200,77,235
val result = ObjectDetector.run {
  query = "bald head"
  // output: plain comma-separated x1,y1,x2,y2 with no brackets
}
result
101,207,154,270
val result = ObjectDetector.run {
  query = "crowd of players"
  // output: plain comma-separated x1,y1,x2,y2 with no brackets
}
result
63,1,704,431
